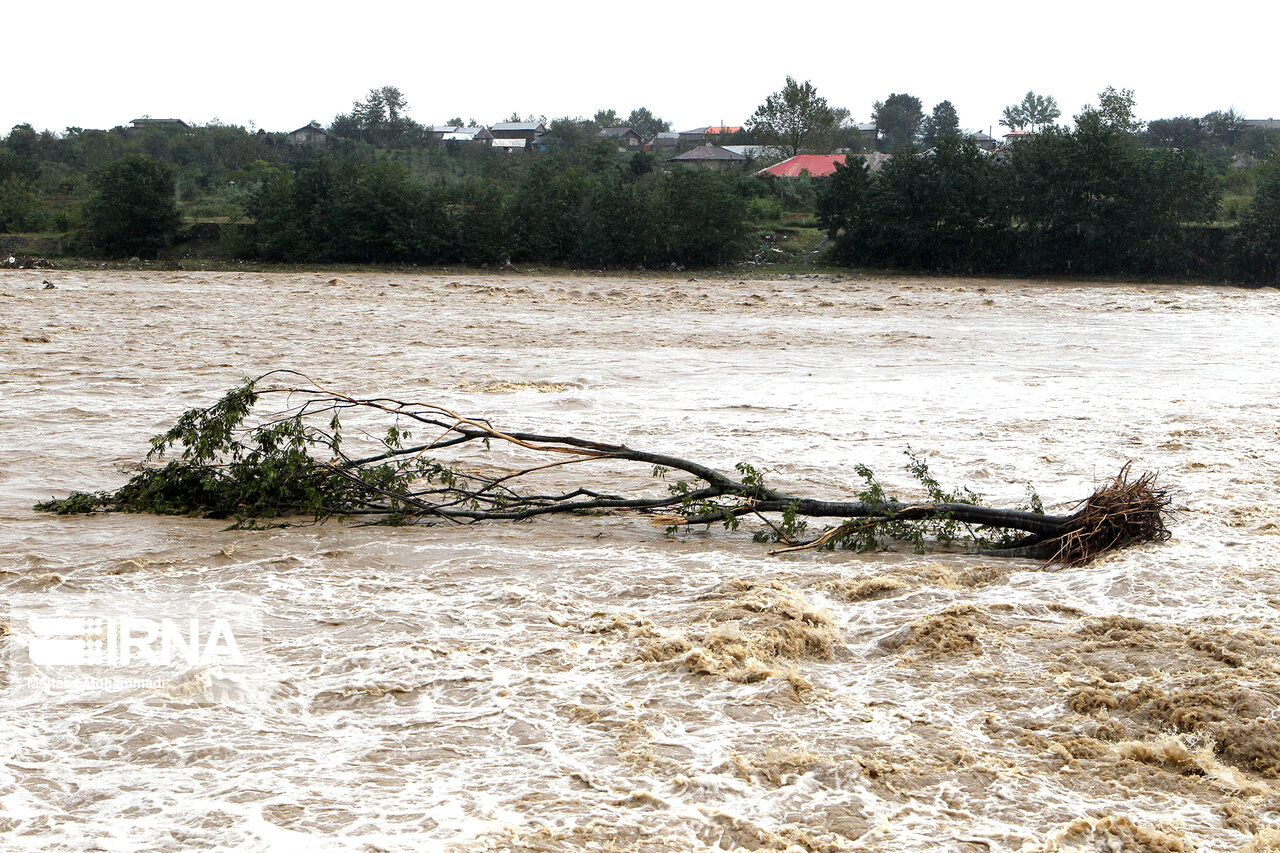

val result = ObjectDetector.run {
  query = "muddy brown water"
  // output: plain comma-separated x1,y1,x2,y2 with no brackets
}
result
1,270,1279,851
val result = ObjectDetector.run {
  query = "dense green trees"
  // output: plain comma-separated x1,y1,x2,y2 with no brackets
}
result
0,176,44,232
2,85,1279,282
871,94,924,151
542,117,601,151
819,116,1223,277
1006,112,1219,274
748,77,837,157
79,154,180,257
1236,161,1280,284
820,137,1007,271
0,140,45,230
1142,108,1277,166
233,150,749,269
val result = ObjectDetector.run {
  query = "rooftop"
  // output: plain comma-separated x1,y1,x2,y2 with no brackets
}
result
755,154,849,178
668,143,747,163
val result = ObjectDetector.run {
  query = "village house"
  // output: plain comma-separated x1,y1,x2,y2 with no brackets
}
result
721,145,770,159
756,154,849,178
968,130,999,151
490,121,546,146
856,122,879,148
667,143,747,170
754,152,890,178
491,138,528,153
126,117,191,133
650,132,680,152
425,125,495,145
286,121,329,147
677,125,742,148
597,127,643,148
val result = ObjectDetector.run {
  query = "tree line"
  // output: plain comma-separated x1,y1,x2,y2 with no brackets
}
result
816,111,1280,283
223,149,751,268
1,79,1279,284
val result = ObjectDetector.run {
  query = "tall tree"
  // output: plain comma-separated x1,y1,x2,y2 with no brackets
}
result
626,107,670,142
871,93,924,151
1080,86,1142,133
1001,91,1061,133
748,77,837,157
593,109,621,128
331,86,421,147
921,100,960,148
80,154,180,257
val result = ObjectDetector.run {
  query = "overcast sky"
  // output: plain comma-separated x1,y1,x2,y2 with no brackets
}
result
7,1,1278,137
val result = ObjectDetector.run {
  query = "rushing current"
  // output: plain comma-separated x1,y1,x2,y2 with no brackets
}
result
1,270,1278,852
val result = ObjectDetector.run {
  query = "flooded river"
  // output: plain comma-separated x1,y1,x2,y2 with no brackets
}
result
1,270,1279,851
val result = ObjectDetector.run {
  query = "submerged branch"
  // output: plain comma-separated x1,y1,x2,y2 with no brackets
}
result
35,373,1172,566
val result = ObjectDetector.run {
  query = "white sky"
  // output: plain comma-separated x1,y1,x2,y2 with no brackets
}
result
7,1,1279,137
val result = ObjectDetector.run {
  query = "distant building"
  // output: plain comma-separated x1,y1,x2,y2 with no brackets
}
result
597,126,643,148
425,125,495,145
755,154,850,178
127,117,191,132
490,122,546,144
1244,118,1280,131
287,121,329,147
666,143,747,169
491,137,528,152
722,145,770,159
754,152,890,177
650,132,680,152
678,125,743,147
969,130,999,151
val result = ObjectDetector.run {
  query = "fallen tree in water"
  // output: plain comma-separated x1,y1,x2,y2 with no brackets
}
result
37,371,1172,566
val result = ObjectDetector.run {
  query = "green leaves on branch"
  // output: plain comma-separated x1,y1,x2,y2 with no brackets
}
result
36,375,457,526
35,375,1170,566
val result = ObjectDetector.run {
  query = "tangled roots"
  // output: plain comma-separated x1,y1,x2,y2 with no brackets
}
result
1047,465,1172,567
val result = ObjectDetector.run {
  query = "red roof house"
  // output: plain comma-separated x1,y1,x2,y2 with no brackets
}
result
754,154,850,178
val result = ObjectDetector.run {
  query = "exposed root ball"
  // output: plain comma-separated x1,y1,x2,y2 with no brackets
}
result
1046,465,1172,567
